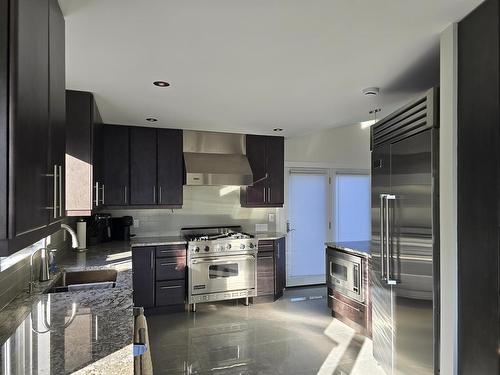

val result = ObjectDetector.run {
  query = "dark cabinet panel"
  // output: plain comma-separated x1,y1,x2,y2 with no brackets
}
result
241,135,284,207
101,125,129,205
266,137,284,206
243,135,267,205
274,237,286,298
130,127,157,205
255,238,286,301
132,247,155,308
0,0,66,254
48,0,65,224
13,0,50,236
156,245,186,258
157,128,183,206
66,90,102,216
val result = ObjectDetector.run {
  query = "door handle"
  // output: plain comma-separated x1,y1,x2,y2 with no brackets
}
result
380,194,386,281
94,182,99,207
385,194,397,285
286,221,295,233
58,165,63,217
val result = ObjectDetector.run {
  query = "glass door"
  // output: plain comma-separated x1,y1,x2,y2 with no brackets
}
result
286,169,330,286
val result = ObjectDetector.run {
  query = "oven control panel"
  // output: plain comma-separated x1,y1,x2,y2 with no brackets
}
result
188,240,258,254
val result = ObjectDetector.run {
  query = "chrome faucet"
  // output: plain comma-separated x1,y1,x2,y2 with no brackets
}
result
61,223,80,249
29,248,52,293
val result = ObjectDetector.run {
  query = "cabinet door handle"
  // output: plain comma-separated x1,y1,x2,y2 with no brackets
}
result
150,251,154,270
94,182,99,207
53,164,58,219
58,165,63,217
328,295,361,312
153,186,156,203
124,186,127,204
267,187,271,203
159,285,182,290
159,186,162,204
159,262,179,266
100,184,105,205
258,256,273,260
277,243,280,259
263,186,266,203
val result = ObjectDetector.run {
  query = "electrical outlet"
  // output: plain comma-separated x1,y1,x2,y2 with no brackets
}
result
133,219,140,228
268,213,275,223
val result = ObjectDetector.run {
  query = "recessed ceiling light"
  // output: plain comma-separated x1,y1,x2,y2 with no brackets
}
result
273,128,283,132
362,87,379,96
153,81,170,87
146,117,158,122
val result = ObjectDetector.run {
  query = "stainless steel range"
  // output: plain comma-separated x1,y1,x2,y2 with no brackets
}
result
183,226,258,312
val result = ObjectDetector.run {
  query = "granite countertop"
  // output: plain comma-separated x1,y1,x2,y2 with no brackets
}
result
252,232,286,240
130,236,187,247
0,241,134,374
325,241,371,258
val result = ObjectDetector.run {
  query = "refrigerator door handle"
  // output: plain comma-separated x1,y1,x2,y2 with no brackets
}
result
380,194,386,281
386,194,397,285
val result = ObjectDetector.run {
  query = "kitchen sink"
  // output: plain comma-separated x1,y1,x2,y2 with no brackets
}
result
45,269,118,294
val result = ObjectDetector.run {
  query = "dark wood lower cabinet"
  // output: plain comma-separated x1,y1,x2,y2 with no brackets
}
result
254,237,286,303
132,244,187,314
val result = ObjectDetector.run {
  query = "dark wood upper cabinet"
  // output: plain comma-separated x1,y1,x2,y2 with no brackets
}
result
66,90,102,216
48,0,65,224
130,127,158,205
101,125,129,206
157,128,183,206
266,136,284,206
0,0,66,255
241,135,284,207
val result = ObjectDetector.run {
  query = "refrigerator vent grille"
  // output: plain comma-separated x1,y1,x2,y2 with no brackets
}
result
371,89,437,148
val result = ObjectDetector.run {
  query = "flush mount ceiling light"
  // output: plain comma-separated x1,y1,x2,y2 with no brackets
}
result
273,128,283,132
153,81,170,87
362,87,379,96
146,117,158,122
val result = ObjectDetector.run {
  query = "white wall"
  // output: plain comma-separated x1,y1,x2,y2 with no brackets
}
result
285,124,371,169
439,23,458,375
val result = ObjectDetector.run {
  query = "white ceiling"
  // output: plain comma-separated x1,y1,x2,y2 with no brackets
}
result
61,0,483,137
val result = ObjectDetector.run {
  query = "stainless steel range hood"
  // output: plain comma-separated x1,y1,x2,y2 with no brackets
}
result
183,131,253,186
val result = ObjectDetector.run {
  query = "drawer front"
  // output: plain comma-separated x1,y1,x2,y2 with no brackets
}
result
257,253,274,276
156,280,185,306
155,257,186,281
156,245,186,258
258,240,275,252
257,275,274,295
328,288,366,327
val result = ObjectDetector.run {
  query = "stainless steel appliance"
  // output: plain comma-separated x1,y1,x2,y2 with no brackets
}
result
371,88,439,374
183,131,253,186
184,226,258,311
327,250,364,303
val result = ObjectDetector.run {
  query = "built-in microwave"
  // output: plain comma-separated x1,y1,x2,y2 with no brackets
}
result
326,250,364,303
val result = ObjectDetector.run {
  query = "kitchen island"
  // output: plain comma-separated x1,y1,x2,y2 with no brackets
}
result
0,242,134,374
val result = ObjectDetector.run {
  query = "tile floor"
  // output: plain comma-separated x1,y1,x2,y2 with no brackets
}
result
148,286,386,374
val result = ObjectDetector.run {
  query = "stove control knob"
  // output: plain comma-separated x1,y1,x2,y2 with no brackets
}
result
194,247,200,253
227,244,232,250
240,244,246,249
204,246,210,252
249,243,254,249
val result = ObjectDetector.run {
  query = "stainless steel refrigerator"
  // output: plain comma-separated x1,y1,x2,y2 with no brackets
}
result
371,88,439,375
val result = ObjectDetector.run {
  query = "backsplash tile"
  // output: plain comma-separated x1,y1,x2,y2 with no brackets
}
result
107,186,282,237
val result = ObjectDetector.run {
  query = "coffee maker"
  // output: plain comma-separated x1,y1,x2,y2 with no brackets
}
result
110,216,134,241
86,213,112,245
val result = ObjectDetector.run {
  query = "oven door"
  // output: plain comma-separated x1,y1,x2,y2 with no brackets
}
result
327,252,363,303
190,255,256,295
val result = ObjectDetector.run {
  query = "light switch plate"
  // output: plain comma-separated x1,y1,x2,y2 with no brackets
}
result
255,223,268,232
268,213,275,223
133,219,140,228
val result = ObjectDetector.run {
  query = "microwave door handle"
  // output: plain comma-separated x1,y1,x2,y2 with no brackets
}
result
380,194,386,281
386,194,397,285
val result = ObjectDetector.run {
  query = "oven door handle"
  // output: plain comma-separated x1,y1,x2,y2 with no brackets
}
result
191,255,256,264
